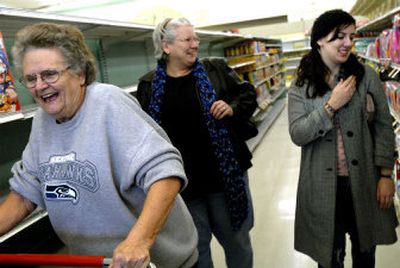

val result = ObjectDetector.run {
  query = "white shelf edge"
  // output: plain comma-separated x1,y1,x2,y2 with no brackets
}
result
283,47,311,53
286,57,302,62
357,54,400,70
229,60,257,69
0,208,48,243
357,6,400,32
255,61,281,70
0,7,155,31
0,112,24,123
0,84,140,125
254,71,283,88
285,66,298,71
282,37,310,43
122,84,137,93
247,98,286,152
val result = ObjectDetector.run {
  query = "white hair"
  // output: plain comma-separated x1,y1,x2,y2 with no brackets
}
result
152,17,193,60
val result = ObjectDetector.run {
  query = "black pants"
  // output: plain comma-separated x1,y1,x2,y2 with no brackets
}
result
318,176,376,268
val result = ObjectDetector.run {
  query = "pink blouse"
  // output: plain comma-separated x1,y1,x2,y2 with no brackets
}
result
336,123,349,176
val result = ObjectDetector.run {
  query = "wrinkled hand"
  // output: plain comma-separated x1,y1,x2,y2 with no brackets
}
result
327,75,357,110
377,178,395,209
210,100,233,120
109,239,150,268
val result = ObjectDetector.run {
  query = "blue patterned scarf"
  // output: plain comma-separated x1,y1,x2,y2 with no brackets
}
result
149,58,248,231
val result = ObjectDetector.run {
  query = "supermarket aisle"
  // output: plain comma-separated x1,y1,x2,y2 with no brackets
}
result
211,104,400,267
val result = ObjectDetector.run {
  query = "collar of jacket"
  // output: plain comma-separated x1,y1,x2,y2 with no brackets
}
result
138,57,221,83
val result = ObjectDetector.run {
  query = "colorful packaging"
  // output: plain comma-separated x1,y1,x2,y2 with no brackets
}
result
0,32,20,114
390,13,400,63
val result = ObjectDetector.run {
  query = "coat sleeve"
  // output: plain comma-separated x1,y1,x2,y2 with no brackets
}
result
365,66,395,168
136,71,155,112
288,84,335,146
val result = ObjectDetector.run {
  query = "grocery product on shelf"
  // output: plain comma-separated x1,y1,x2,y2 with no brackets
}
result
0,32,20,115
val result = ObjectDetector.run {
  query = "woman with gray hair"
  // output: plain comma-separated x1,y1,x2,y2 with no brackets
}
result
0,22,198,268
137,17,257,268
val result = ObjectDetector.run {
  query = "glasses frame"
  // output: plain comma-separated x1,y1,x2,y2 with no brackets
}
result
175,37,200,45
20,66,71,89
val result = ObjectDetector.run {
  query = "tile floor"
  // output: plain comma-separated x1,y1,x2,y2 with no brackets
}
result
211,104,400,267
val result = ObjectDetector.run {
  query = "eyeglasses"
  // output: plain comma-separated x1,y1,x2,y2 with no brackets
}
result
176,37,200,45
20,66,71,89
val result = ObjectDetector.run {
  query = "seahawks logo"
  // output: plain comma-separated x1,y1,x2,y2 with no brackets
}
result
45,184,78,203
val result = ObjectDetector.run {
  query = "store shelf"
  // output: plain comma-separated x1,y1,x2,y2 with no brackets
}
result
122,84,138,94
357,6,400,33
254,71,283,88
223,38,285,152
0,112,24,123
229,60,257,69
247,97,285,152
0,208,48,244
282,38,309,84
0,7,152,40
264,44,282,48
357,5,400,201
357,54,380,64
357,54,400,79
0,7,250,45
255,61,280,70
285,57,302,62
0,7,278,127
285,66,298,71
0,104,39,123
227,52,269,60
283,47,311,53
253,87,286,117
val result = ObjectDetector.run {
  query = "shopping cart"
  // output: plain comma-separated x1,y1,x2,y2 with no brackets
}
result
0,253,156,267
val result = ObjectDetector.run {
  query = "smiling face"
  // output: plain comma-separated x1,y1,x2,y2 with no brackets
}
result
163,25,199,68
317,24,356,70
23,48,86,122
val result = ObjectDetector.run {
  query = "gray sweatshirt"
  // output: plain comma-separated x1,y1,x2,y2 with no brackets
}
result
9,82,198,268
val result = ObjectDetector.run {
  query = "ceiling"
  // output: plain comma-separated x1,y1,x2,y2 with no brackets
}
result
0,0,357,27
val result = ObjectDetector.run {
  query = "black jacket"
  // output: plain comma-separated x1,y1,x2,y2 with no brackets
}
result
136,57,257,171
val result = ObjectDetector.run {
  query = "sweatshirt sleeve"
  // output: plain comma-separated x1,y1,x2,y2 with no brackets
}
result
130,128,187,193
9,142,46,209
105,86,188,193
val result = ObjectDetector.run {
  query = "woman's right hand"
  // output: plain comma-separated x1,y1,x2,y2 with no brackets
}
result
327,75,357,111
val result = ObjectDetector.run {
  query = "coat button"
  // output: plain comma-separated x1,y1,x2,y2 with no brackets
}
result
347,131,354,137
318,130,324,135
351,159,358,166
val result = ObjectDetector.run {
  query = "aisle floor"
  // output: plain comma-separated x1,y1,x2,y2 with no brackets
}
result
211,104,400,267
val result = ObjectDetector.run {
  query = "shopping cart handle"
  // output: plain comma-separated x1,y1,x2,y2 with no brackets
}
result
0,254,156,267
103,258,156,268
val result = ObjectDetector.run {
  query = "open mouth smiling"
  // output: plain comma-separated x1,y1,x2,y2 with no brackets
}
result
40,92,59,103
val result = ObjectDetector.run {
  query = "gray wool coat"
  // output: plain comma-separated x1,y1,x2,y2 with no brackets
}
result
288,65,398,267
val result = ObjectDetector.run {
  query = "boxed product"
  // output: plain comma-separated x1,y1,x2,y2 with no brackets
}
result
0,32,20,114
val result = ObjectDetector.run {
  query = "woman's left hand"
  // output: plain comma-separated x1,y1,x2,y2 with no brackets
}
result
377,178,396,209
110,239,150,268
210,100,233,120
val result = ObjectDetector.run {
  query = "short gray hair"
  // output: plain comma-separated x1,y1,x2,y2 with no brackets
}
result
12,23,97,85
152,17,193,61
